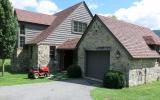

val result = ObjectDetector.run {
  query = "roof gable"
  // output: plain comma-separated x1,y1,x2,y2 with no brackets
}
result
97,15,160,58
28,1,91,44
77,15,160,58
15,9,56,25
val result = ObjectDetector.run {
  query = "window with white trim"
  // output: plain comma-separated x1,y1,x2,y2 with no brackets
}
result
73,21,87,33
19,24,25,47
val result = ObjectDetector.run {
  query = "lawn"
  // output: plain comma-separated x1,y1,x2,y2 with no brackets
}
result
0,59,53,86
0,59,69,86
0,72,52,86
91,81,160,100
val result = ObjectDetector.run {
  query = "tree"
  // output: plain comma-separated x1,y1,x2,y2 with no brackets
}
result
0,0,18,76
111,15,117,20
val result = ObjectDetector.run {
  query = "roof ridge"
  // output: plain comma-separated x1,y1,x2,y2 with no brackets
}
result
97,14,150,30
54,2,83,16
15,8,55,17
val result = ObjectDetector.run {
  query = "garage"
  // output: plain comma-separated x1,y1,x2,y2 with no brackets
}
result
85,51,110,80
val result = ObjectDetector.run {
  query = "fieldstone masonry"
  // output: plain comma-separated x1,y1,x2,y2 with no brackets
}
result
38,45,50,66
129,66,160,86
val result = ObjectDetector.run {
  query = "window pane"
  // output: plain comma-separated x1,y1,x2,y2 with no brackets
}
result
20,36,25,47
74,21,78,32
82,23,87,32
20,25,25,34
50,46,55,59
79,22,82,32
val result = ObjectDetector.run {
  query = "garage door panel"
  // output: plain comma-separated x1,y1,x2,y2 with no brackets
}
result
86,51,110,80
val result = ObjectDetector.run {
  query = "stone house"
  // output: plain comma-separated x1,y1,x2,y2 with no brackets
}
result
12,1,92,71
12,1,160,86
77,15,160,86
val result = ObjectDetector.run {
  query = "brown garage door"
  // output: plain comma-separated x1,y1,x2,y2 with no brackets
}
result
86,51,110,80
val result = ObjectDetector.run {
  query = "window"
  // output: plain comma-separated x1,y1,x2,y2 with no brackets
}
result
50,46,55,59
73,21,87,33
20,36,25,47
20,24,25,35
19,24,25,47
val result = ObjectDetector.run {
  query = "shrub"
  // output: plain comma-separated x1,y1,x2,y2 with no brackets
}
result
67,65,82,78
103,70,125,89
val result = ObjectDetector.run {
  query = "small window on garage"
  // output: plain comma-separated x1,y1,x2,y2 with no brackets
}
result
50,46,55,59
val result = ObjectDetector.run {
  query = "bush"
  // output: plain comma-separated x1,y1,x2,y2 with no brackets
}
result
67,65,82,78
103,70,125,89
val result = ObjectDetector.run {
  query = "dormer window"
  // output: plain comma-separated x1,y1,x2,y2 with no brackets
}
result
72,21,87,34
143,36,160,53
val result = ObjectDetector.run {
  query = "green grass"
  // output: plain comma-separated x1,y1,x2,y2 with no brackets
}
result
0,59,11,66
0,59,70,86
0,59,53,86
91,81,160,100
0,72,52,86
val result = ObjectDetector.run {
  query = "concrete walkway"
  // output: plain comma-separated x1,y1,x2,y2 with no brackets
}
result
0,79,99,100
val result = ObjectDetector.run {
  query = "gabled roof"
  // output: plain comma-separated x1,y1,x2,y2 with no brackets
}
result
77,15,160,58
27,2,89,44
15,9,56,25
97,15,160,58
58,38,80,49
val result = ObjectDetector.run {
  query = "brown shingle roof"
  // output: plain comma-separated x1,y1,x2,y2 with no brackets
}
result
27,2,83,44
58,38,80,49
15,9,56,25
143,36,160,45
98,15,160,58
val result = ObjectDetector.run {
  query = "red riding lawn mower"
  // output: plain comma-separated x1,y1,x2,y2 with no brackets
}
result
28,66,50,79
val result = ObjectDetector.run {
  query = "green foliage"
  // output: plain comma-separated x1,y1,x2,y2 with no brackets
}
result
0,0,18,59
111,15,117,19
67,65,82,78
103,70,125,89
0,59,10,66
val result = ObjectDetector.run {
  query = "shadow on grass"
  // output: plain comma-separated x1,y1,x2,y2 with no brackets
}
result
49,71,102,87
0,65,27,75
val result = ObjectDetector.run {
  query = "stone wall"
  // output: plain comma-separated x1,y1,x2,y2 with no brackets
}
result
78,18,131,76
12,44,57,72
12,47,30,72
38,45,50,66
37,45,59,72
29,45,38,68
129,66,160,86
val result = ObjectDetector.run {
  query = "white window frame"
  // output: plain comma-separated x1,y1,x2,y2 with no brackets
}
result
72,20,87,34
19,24,25,48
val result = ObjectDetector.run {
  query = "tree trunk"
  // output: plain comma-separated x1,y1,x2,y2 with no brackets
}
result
2,59,5,77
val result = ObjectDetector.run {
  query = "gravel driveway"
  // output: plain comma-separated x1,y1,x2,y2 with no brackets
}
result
0,79,99,100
